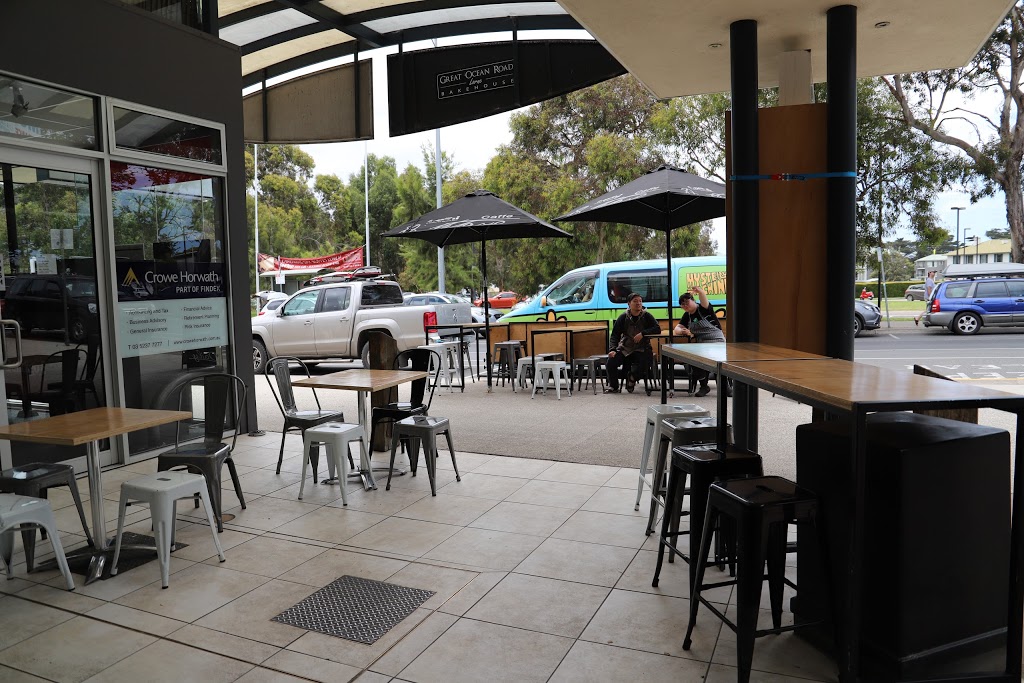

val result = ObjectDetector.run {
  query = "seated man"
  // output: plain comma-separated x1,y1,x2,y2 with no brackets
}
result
605,293,661,393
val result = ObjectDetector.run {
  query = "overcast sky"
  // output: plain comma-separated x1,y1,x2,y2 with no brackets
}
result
296,33,1011,257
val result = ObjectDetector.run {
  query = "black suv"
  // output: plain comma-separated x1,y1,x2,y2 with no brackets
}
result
4,274,99,342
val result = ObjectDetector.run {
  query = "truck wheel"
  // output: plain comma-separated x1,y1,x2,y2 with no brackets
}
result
360,342,371,368
253,339,268,374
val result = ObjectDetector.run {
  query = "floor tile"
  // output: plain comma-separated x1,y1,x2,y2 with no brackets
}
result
193,578,320,647
711,605,837,681
233,469,304,496
0,616,156,683
551,509,650,548
435,451,493,472
343,517,461,557
435,570,507,616
14,584,107,614
369,610,458,676
465,573,609,638
515,537,637,587
505,479,600,509
435,472,526,500
549,640,711,682
328,487,426,515
0,594,75,650
261,649,362,683
394,493,496,526
286,607,429,669
115,562,270,622
0,665,52,683
384,468,458,493
472,455,556,479
272,507,385,545
399,618,573,683
278,548,409,587
384,561,478,610
581,485,654,517
604,468,641,489
221,497,322,533
79,639,254,683
616,548,732,604
203,535,327,577
423,527,543,571
166,525,258,563
581,589,720,662
267,479,348,505
168,624,282,664
534,461,619,486
0,577,33,595
84,602,185,636
233,668,309,683
49,553,195,602
704,662,832,683
467,501,574,537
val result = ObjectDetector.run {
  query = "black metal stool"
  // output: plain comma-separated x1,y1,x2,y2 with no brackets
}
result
387,415,462,496
646,416,733,536
0,463,94,570
652,443,761,593
683,476,833,683
493,341,524,388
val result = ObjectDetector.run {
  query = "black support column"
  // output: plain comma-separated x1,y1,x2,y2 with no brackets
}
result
730,19,759,450
827,5,857,361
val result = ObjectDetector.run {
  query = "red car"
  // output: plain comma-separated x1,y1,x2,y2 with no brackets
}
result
473,291,519,309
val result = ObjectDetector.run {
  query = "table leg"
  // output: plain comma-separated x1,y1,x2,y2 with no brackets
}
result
17,364,35,418
356,391,376,491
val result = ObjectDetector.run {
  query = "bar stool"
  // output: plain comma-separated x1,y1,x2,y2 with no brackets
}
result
652,444,763,592
571,356,602,394
0,493,76,590
531,360,573,399
494,341,524,388
111,470,224,588
420,341,460,391
516,357,534,389
299,422,366,505
0,463,94,565
647,416,732,535
387,415,461,496
635,404,710,511
683,476,833,683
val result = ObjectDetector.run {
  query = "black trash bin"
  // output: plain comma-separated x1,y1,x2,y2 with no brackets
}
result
794,412,1010,679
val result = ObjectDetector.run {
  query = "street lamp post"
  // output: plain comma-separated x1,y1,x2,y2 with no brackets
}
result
951,206,965,265
963,228,971,264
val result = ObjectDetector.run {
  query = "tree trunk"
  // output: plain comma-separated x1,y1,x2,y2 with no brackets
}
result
1002,166,1024,263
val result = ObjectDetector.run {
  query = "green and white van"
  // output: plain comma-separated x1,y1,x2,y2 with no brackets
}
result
499,256,727,329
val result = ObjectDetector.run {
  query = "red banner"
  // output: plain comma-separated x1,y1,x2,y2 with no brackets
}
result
257,247,364,273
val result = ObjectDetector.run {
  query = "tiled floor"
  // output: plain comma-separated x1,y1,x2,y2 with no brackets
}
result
0,433,841,683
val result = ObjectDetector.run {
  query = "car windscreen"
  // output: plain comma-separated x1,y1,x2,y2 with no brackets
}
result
361,284,404,306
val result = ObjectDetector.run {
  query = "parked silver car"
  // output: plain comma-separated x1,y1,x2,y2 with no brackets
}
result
904,284,927,301
854,299,881,337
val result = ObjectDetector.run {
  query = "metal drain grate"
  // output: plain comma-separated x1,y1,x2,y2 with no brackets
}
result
272,575,435,644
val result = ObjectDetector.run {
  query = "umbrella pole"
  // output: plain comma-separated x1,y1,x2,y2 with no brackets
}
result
482,239,492,391
663,230,673,404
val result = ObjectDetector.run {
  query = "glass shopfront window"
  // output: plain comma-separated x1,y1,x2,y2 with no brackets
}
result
0,75,99,150
113,106,223,165
110,161,232,452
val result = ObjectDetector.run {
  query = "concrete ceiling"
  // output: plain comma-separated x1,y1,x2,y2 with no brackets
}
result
555,0,1016,98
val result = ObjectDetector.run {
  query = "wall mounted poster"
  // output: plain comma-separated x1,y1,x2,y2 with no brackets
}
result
115,261,228,358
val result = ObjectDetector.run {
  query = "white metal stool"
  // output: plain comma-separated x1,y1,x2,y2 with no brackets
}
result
531,360,573,399
111,471,224,588
300,422,365,505
516,357,534,389
636,403,710,510
420,341,460,391
0,493,75,590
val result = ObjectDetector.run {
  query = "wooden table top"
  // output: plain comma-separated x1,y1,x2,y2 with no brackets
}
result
723,358,1024,413
660,342,830,370
293,369,428,392
0,407,191,446
532,326,607,334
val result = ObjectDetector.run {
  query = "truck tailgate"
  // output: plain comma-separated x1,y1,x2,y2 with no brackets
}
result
434,303,473,337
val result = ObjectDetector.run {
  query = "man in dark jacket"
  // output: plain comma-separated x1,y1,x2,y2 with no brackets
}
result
605,292,661,393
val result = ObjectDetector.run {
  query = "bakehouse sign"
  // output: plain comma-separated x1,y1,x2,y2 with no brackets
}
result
437,60,514,99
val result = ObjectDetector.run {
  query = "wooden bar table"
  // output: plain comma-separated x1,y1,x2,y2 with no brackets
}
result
529,326,607,378
293,369,427,490
715,358,1024,683
0,407,191,583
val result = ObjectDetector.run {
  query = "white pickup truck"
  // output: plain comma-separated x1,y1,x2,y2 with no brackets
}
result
251,280,472,372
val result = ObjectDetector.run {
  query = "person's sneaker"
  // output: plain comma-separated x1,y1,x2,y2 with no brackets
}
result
626,376,636,393
603,387,621,394
695,383,711,397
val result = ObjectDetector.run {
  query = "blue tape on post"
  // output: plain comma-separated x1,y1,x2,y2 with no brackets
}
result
729,171,857,181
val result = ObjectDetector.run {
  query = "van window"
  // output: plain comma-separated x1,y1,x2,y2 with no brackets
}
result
943,282,973,299
607,270,668,304
546,271,598,305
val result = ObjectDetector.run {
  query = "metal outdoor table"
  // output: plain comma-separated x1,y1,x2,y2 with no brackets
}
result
0,407,191,584
713,357,1024,683
293,369,428,490
424,321,488,391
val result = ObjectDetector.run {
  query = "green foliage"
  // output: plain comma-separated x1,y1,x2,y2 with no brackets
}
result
866,246,914,281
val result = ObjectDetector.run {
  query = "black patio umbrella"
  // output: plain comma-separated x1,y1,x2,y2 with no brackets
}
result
383,189,571,389
553,165,726,343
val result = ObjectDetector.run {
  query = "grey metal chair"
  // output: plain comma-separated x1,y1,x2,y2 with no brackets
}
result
0,493,75,590
265,356,346,480
369,348,441,454
156,373,247,533
387,415,461,496
0,463,94,565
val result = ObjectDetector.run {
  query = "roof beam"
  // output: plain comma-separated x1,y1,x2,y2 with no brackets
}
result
270,0,386,48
